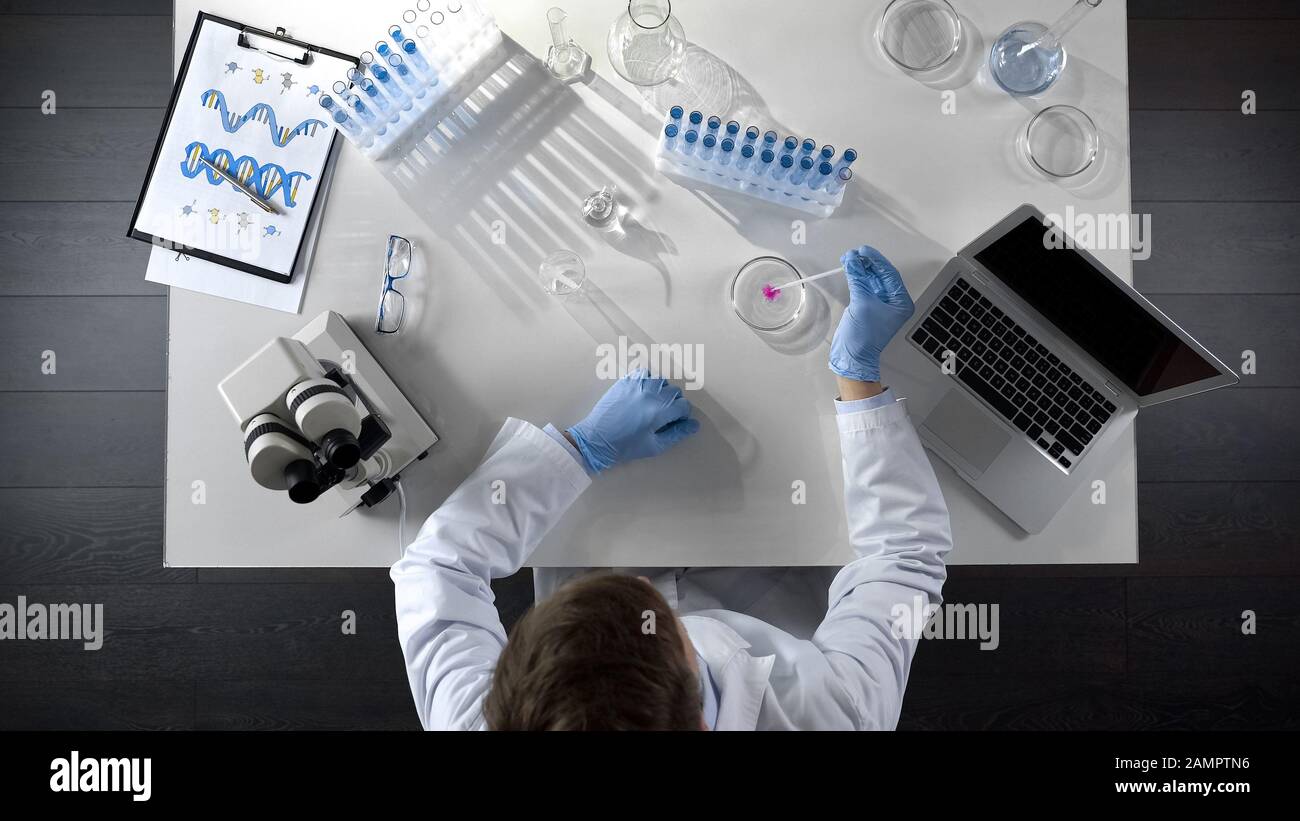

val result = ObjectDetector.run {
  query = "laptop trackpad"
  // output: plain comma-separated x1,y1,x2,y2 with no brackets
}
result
922,390,1010,477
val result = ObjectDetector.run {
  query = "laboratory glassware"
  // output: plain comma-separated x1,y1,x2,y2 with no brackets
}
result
582,186,624,233
544,7,591,83
877,0,961,73
731,257,806,334
539,249,587,296
607,0,686,86
376,235,413,335
1020,104,1100,178
990,0,1103,96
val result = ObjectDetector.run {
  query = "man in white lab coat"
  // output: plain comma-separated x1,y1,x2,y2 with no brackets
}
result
392,246,952,730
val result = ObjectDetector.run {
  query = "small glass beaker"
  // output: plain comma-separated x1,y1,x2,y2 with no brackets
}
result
877,0,962,73
539,249,587,296
582,186,624,234
1021,105,1100,179
731,256,806,333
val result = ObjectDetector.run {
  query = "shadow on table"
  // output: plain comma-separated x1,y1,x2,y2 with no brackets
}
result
375,35,672,324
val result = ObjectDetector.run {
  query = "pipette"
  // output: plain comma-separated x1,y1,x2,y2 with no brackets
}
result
762,265,844,301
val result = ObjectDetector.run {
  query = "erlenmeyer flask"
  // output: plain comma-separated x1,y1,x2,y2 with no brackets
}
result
606,0,686,87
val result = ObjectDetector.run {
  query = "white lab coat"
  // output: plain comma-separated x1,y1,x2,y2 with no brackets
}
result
391,398,952,730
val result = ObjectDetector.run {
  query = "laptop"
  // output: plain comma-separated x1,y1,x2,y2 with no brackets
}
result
881,204,1238,533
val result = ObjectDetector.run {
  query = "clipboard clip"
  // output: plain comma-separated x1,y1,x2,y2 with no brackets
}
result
237,26,314,65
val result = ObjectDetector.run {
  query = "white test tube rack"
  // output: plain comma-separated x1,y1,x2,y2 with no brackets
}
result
653,113,854,219
328,2,504,162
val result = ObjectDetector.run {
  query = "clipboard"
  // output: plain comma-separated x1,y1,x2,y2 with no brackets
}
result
128,12,357,284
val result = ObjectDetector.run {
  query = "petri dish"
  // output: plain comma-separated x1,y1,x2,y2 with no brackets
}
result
877,0,961,73
731,256,805,333
1022,105,1100,178
539,249,586,296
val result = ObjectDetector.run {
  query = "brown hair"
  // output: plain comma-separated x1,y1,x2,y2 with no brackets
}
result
484,573,702,731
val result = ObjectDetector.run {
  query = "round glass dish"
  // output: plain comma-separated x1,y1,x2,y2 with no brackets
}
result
731,256,805,333
877,0,962,73
1022,105,1099,178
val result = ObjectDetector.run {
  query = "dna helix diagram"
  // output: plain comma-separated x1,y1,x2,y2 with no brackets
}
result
179,141,313,208
200,89,327,148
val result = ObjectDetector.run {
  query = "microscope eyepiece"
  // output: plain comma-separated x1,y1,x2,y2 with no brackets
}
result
283,459,323,504
319,428,362,470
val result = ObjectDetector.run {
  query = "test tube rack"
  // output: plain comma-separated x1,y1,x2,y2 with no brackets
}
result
323,1,504,162
653,108,857,219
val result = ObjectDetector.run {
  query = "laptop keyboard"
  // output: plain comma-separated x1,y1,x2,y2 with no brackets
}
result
909,277,1118,469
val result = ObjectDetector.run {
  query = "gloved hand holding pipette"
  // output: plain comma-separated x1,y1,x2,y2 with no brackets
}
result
829,245,915,384
565,370,700,474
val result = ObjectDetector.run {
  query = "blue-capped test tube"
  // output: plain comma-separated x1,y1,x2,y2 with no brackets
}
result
700,132,717,162
725,120,741,141
369,62,412,110
706,115,721,140
718,136,736,167
743,126,760,150
388,24,411,55
770,152,794,182
833,147,859,177
825,166,853,195
319,95,370,146
663,122,680,153
818,144,836,167
776,137,797,174
349,68,392,113
762,130,778,154
387,54,426,98
800,138,816,158
688,110,704,129
790,155,815,185
359,77,400,123
349,94,382,131
668,105,684,128
754,147,775,180
402,39,438,86
682,128,699,157
735,143,755,172
810,160,834,190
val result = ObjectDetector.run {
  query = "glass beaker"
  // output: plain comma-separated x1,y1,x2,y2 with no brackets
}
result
539,249,587,296
731,257,806,334
606,0,686,87
582,186,624,234
989,0,1103,96
545,7,591,83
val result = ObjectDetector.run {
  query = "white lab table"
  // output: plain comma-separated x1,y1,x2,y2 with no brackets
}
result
164,0,1137,567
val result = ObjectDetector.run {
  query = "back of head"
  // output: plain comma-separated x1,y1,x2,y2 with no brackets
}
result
485,573,702,731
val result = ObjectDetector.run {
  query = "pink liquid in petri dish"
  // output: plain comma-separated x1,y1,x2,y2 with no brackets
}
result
761,283,781,302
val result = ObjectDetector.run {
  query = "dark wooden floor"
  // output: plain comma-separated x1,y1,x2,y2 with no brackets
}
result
1,1,1296,730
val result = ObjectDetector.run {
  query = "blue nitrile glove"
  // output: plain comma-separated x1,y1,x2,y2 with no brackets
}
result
829,245,915,383
567,370,701,474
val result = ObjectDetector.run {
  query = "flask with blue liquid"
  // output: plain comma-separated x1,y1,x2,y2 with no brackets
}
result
989,0,1102,96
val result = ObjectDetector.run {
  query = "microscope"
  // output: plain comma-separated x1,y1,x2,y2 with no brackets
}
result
218,311,438,514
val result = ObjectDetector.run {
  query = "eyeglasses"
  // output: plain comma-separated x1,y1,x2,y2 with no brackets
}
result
376,235,412,335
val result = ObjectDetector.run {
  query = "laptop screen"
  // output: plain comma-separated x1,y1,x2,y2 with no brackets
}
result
974,216,1221,396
